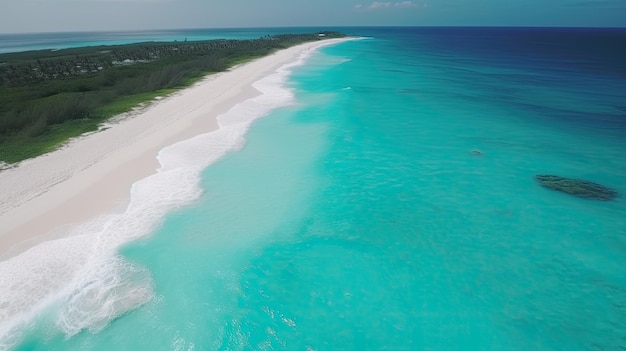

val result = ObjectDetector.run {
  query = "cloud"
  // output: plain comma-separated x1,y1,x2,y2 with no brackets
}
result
354,1,419,10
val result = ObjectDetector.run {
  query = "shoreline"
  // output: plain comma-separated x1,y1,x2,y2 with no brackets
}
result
0,38,351,260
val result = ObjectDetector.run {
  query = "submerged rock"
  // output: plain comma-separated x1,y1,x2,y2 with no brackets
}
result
535,174,618,200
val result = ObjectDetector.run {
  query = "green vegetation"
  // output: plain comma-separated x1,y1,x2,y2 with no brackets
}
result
0,32,346,164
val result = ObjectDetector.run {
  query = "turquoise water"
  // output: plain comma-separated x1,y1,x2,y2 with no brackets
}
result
3,28,626,350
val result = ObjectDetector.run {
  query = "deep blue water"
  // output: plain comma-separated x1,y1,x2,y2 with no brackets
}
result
1,27,626,350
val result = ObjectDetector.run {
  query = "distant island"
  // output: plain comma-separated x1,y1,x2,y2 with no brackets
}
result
0,32,346,164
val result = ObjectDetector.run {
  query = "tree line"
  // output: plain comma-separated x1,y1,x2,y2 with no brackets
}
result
0,32,346,163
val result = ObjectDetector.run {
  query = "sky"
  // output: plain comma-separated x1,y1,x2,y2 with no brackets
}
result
0,0,625,33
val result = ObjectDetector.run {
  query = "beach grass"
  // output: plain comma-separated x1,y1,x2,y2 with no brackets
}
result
0,88,181,163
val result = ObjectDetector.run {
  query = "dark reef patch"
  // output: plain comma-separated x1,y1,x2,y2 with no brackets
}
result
535,175,618,201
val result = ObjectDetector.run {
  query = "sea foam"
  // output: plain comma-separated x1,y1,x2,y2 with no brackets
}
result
0,41,330,350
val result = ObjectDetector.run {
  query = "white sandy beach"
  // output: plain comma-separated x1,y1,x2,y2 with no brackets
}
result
0,38,348,259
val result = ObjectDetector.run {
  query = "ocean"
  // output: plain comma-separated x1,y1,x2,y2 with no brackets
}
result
1,27,626,350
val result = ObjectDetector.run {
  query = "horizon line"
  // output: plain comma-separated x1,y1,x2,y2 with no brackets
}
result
1,24,626,36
